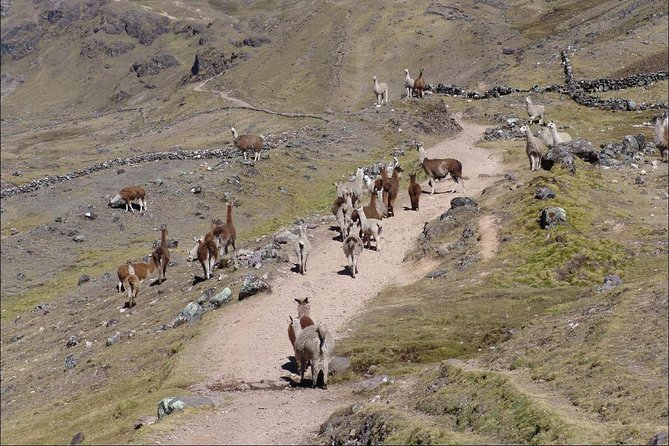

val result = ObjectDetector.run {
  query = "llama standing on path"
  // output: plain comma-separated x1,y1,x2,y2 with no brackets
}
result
231,127,265,161
416,143,465,194
294,223,310,275
152,224,170,283
408,173,421,211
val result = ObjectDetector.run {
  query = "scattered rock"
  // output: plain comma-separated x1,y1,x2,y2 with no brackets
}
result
210,288,232,307
274,229,299,244
238,273,271,300
353,375,394,393
134,415,158,430
10,334,24,343
190,186,202,194
450,196,478,209
635,175,645,185
66,336,80,348
539,207,567,229
72,235,86,242
599,274,623,292
426,269,448,279
77,275,90,286
172,302,205,327
84,212,97,220
70,432,85,445
16,272,25,281
647,432,668,446
329,356,351,376
535,187,555,200
157,396,215,419
106,332,121,346
64,355,78,370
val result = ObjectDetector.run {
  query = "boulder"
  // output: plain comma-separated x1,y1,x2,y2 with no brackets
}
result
535,187,555,200
209,288,232,307
539,207,567,229
450,197,478,209
172,302,205,327
238,274,271,300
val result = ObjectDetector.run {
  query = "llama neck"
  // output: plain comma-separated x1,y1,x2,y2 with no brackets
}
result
226,205,233,225
231,128,238,140
161,228,167,248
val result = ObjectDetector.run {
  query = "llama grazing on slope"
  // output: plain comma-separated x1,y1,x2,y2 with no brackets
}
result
342,226,364,278
404,68,414,98
291,319,334,389
413,68,426,99
416,143,465,194
652,111,668,161
231,126,265,161
408,173,422,211
519,125,546,172
546,121,572,146
354,205,382,251
212,202,237,257
525,97,545,125
288,298,315,348
196,233,219,280
151,224,170,283
294,223,311,275
116,252,160,307
108,186,146,213
372,76,388,106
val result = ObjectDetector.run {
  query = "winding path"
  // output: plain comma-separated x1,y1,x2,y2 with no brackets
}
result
150,115,504,445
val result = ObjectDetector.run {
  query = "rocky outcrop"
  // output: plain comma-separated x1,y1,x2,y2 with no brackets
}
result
130,53,179,77
539,207,567,230
181,47,245,84
80,39,135,58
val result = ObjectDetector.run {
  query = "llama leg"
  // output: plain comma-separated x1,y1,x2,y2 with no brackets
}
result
429,179,435,194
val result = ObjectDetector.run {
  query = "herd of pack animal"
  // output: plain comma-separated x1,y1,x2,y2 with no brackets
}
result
108,68,669,389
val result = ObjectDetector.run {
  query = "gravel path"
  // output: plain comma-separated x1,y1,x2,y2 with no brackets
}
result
150,116,503,445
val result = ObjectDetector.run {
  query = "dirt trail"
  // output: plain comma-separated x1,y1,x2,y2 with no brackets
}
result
150,116,503,445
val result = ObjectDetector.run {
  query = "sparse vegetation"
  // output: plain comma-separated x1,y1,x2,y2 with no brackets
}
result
1,0,667,444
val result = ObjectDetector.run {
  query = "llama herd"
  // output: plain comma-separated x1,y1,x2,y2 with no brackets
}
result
520,96,668,171
374,67,427,106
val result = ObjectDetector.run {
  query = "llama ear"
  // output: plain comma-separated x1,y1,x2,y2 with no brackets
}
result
304,297,309,303
294,298,300,304
289,315,293,323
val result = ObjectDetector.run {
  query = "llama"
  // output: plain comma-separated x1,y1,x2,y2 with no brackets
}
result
212,202,237,257
546,121,572,146
354,205,382,251
335,192,354,240
292,322,334,389
288,297,315,348
416,143,465,194
652,111,668,161
408,173,421,210
519,125,546,171
525,97,545,125
151,224,170,283
116,253,160,307
537,125,554,148
362,189,381,220
413,68,426,99
196,233,219,280
107,186,146,213
374,189,388,219
342,227,363,278
231,126,265,161
404,68,414,98
386,163,400,217
294,223,310,275
372,76,388,106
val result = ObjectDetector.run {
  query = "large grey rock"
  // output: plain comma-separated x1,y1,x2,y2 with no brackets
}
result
70,432,85,445
647,432,667,446
274,229,299,244
238,274,271,300
329,356,351,376
539,207,567,229
450,197,478,209
542,146,576,174
172,302,205,327
210,288,232,307
353,375,394,393
157,396,215,419
535,187,555,200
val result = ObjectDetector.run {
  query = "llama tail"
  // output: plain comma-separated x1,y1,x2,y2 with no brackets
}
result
316,326,329,354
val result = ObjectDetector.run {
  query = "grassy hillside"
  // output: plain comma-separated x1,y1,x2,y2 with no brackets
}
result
1,0,667,444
